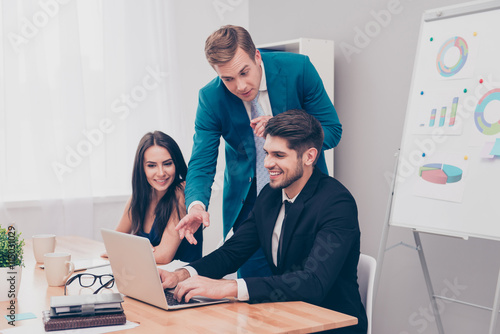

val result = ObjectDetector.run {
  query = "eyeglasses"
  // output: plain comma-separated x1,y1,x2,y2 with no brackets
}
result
64,273,115,295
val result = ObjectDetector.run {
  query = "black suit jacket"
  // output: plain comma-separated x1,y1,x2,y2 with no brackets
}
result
191,168,367,334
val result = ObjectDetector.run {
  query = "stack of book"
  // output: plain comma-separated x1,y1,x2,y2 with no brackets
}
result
43,293,126,331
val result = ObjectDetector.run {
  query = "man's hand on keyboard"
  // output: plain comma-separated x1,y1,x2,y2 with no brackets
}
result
173,276,237,303
159,268,190,289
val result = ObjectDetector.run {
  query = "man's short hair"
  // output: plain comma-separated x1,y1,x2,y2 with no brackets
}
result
205,25,257,67
264,109,324,164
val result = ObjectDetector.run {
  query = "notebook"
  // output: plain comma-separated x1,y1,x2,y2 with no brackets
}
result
42,310,126,331
50,293,124,317
100,228,230,310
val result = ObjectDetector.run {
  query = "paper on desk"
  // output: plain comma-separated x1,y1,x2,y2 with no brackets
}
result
0,320,139,334
3,313,36,322
158,260,188,272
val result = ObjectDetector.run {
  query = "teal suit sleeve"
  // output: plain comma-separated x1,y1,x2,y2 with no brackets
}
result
184,89,222,209
301,55,342,150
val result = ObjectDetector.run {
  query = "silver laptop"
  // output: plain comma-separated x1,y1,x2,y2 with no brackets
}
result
101,228,229,310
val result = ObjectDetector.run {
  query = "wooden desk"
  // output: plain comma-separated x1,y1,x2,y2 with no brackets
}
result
0,236,357,333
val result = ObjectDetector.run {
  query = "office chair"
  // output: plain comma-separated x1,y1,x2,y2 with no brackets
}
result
358,253,376,334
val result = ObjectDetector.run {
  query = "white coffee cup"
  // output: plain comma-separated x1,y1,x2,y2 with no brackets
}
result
32,234,56,263
44,253,75,287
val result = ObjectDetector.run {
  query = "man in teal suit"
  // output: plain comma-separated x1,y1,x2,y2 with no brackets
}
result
176,25,342,278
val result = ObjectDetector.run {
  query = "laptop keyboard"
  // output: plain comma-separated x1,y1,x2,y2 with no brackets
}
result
164,290,201,306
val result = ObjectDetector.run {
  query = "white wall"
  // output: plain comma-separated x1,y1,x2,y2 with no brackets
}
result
249,1,500,333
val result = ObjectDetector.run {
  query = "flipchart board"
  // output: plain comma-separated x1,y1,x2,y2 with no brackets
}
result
390,0,500,241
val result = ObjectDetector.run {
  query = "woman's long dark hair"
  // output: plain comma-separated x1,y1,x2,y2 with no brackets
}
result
129,131,187,237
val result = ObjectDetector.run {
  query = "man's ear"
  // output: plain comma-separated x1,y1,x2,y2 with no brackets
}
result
254,49,262,65
303,148,318,166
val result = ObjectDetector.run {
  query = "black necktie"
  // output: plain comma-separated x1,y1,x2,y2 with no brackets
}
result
278,200,291,264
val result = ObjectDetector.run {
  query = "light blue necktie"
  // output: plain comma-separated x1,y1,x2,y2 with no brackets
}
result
250,92,270,194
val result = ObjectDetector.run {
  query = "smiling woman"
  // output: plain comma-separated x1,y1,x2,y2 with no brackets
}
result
112,131,202,264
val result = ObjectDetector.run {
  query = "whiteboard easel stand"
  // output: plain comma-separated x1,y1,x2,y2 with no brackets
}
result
413,230,445,334
414,231,500,334
374,150,500,334
375,2,500,332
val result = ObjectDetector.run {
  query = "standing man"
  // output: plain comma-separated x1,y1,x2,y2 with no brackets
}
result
163,110,367,334
177,25,342,278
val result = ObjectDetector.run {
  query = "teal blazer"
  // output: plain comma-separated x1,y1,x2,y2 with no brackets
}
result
185,52,342,236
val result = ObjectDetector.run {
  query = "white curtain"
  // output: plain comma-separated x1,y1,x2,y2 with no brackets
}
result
0,0,182,237
0,0,249,247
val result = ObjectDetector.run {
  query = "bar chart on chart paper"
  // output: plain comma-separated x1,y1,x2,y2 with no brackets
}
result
414,93,463,135
426,97,458,127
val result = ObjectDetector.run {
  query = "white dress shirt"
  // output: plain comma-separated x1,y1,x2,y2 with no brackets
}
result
242,61,272,120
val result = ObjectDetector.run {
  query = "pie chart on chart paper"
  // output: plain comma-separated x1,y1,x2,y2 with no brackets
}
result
419,163,463,184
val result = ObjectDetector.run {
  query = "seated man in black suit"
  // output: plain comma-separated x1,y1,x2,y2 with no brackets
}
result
160,109,367,334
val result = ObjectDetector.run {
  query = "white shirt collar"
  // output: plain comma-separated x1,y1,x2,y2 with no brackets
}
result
259,60,267,92
282,188,300,204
